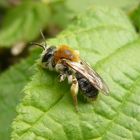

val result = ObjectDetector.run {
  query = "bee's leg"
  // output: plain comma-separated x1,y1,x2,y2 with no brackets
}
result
55,63,66,82
70,76,79,111
68,75,73,84
59,73,66,82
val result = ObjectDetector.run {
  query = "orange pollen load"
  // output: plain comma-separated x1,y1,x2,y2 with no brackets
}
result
54,45,80,63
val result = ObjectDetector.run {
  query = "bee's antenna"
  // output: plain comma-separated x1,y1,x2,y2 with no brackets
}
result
30,30,47,50
40,30,47,48
30,42,45,50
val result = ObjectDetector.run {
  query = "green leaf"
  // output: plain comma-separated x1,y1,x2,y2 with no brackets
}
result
0,49,41,140
65,0,140,13
47,1,73,29
0,1,50,47
130,4,140,32
11,7,140,140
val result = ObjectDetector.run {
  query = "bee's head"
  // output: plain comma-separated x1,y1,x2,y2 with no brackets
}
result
39,45,56,69
31,31,57,69
30,40,56,68
41,46,56,63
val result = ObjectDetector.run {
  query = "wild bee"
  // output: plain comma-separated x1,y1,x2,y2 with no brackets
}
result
34,34,109,111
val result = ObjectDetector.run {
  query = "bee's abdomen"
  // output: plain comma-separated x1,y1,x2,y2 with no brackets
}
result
76,73,98,99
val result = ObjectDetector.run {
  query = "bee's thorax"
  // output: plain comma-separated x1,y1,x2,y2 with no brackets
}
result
54,45,80,63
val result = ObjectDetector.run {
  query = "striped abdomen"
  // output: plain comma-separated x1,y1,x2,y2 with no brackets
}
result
76,72,98,99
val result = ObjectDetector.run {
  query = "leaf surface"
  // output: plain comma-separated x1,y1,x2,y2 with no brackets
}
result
65,0,140,13
130,4,140,33
0,1,50,47
0,49,40,140
11,7,140,140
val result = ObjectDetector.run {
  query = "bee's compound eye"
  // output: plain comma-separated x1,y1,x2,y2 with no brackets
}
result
42,46,56,62
42,53,52,62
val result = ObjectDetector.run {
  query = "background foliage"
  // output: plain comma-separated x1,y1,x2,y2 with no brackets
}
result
0,0,140,140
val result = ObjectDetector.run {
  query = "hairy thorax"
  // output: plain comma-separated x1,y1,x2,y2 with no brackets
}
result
54,45,80,64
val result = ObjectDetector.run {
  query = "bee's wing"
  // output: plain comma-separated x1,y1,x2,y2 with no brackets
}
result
64,59,109,95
